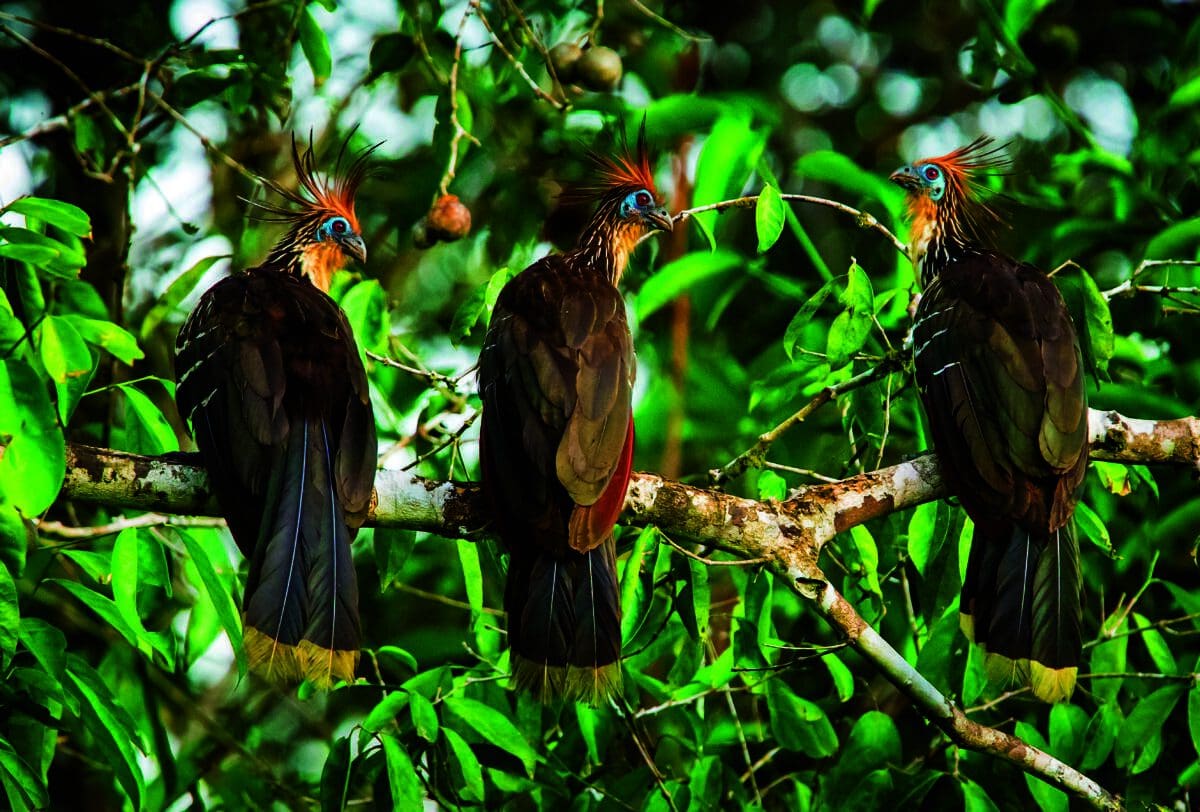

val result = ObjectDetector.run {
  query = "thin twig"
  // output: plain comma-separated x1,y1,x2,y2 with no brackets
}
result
1101,258,1200,300
711,353,906,485
724,684,761,805
391,581,504,616
438,3,483,197
402,409,480,472
625,0,711,41
649,192,907,256
662,534,771,567
37,513,226,540
474,1,568,111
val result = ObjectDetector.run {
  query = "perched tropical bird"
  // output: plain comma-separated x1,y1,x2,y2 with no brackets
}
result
175,136,378,687
478,124,672,704
890,138,1088,702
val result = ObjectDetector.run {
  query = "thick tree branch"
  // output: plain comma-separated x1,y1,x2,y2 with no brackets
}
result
57,404,1194,811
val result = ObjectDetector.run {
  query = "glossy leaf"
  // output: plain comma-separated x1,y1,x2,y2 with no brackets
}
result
755,184,786,252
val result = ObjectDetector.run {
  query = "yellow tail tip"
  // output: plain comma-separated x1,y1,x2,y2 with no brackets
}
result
244,626,359,689
511,658,621,706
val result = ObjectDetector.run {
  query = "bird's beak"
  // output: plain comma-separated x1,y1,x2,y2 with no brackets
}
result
889,165,920,191
645,206,674,234
343,233,368,264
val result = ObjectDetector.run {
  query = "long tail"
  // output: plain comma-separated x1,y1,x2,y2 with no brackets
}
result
242,418,361,687
961,521,1082,702
506,538,621,705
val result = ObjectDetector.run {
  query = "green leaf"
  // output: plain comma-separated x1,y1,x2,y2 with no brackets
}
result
1078,268,1114,376
37,313,92,383
177,528,246,678
794,151,904,214
692,110,766,240
677,556,710,642
410,691,439,742
0,359,66,516
1048,702,1088,763
1004,0,1053,39
456,538,483,617
64,656,145,806
339,278,389,354
1089,605,1127,704
0,564,16,669
765,678,838,756
1115,684,1185,772
1133,611,1177,676
443,695,540,777
63,316,143,365
373,528,417,591
1073,502,1112,555
635,250,742,321
620,526,656,642
961,778,1000,812
52,579,168,663
756,184,786,253
0,243,60,265
299,6,332,86
0,735,48,810
5,197,90,237
320,734,352,812
118,383,179,454
442,727,485,804
1169,74,1200,108
18,618,66,682
363,690,410,734
783,278,837,360
906,502,937,576
0,227,85,277
382,733,423,809
1014,721,1067,812
140,255,226,342
826,263,874,369
1079,702,1121,770
756,469,788,501
822,652,854,702
1190,681,1200,759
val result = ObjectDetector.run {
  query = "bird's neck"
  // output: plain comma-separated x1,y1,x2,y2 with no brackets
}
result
262,230,342,293
573,215,639,287
912,207,971,288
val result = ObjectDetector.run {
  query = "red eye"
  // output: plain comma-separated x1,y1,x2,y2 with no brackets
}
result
331,218,347,233
923,166,940,181
635,191,652,207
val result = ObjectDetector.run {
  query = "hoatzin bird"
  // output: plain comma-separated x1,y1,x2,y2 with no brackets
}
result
890,138,1088,702
478,125,672,704
175,137,377,687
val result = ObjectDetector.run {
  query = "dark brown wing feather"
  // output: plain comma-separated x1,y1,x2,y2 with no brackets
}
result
175,267,375,685
478,253,633,703
913,249,1086,701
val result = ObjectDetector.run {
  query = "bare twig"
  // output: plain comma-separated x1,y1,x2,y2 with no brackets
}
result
438,3,484,197
473,1,568,111
37,513,225,540
1101,258,1200,300
711,353,906,486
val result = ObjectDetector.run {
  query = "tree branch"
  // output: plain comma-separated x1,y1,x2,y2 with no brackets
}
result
57,404,1193,810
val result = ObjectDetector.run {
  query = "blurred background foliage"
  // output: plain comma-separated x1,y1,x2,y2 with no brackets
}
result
1,0,1199,808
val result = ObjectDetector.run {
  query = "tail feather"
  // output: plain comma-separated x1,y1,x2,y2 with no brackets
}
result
961,521,1081,702
243,418,361,687
508,538,621,705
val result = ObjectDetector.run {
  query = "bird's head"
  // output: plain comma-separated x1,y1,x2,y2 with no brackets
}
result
889,136,1006,256
252,133,378,292
576,119,672,280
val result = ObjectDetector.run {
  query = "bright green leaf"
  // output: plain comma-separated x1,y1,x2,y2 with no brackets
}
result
0,360,66,516
299,6,332,86
765,678,838,756
442,727,484,803
382,733,423,809
177,528,245,678
444,695,540,777
5,197,90,237
635,250,742,321
755,184,786,253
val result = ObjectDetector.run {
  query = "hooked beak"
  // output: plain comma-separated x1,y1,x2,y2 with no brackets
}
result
644,206,674,234
342,233,368,264
889,165,920,191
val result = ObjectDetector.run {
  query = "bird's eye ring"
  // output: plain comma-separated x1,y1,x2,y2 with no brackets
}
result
923,166,940,181
331,218,348,234
635,190,652,207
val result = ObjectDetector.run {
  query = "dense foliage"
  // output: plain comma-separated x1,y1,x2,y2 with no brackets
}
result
1,0,1199,808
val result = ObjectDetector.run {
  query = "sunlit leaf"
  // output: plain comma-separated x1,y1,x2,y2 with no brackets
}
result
382,733,423,808
5,197,91,237
444,696,540,777
765,678,838,756
635,250,742,320
755,184,786,253
0,360,65,516
299,6,332,86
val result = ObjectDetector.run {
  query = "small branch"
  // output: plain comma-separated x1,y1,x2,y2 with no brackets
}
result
390,582,504,616
1102,259,1200,300
711,353,905,486
474,1,568,111
37,513,225,540
659,193,907,256
437,3,483,198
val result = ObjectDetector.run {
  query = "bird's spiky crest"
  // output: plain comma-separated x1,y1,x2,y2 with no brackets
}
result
247,132,379,231
911,135,1009,243
566,117,658,203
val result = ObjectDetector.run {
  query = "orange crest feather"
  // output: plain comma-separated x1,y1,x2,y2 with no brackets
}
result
248,132,379,230
915,136,1009,202
578,117,659,200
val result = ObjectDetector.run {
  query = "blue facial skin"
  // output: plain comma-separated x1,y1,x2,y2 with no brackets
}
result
916,164,946,201
317,216,352,241
618,189,655,219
